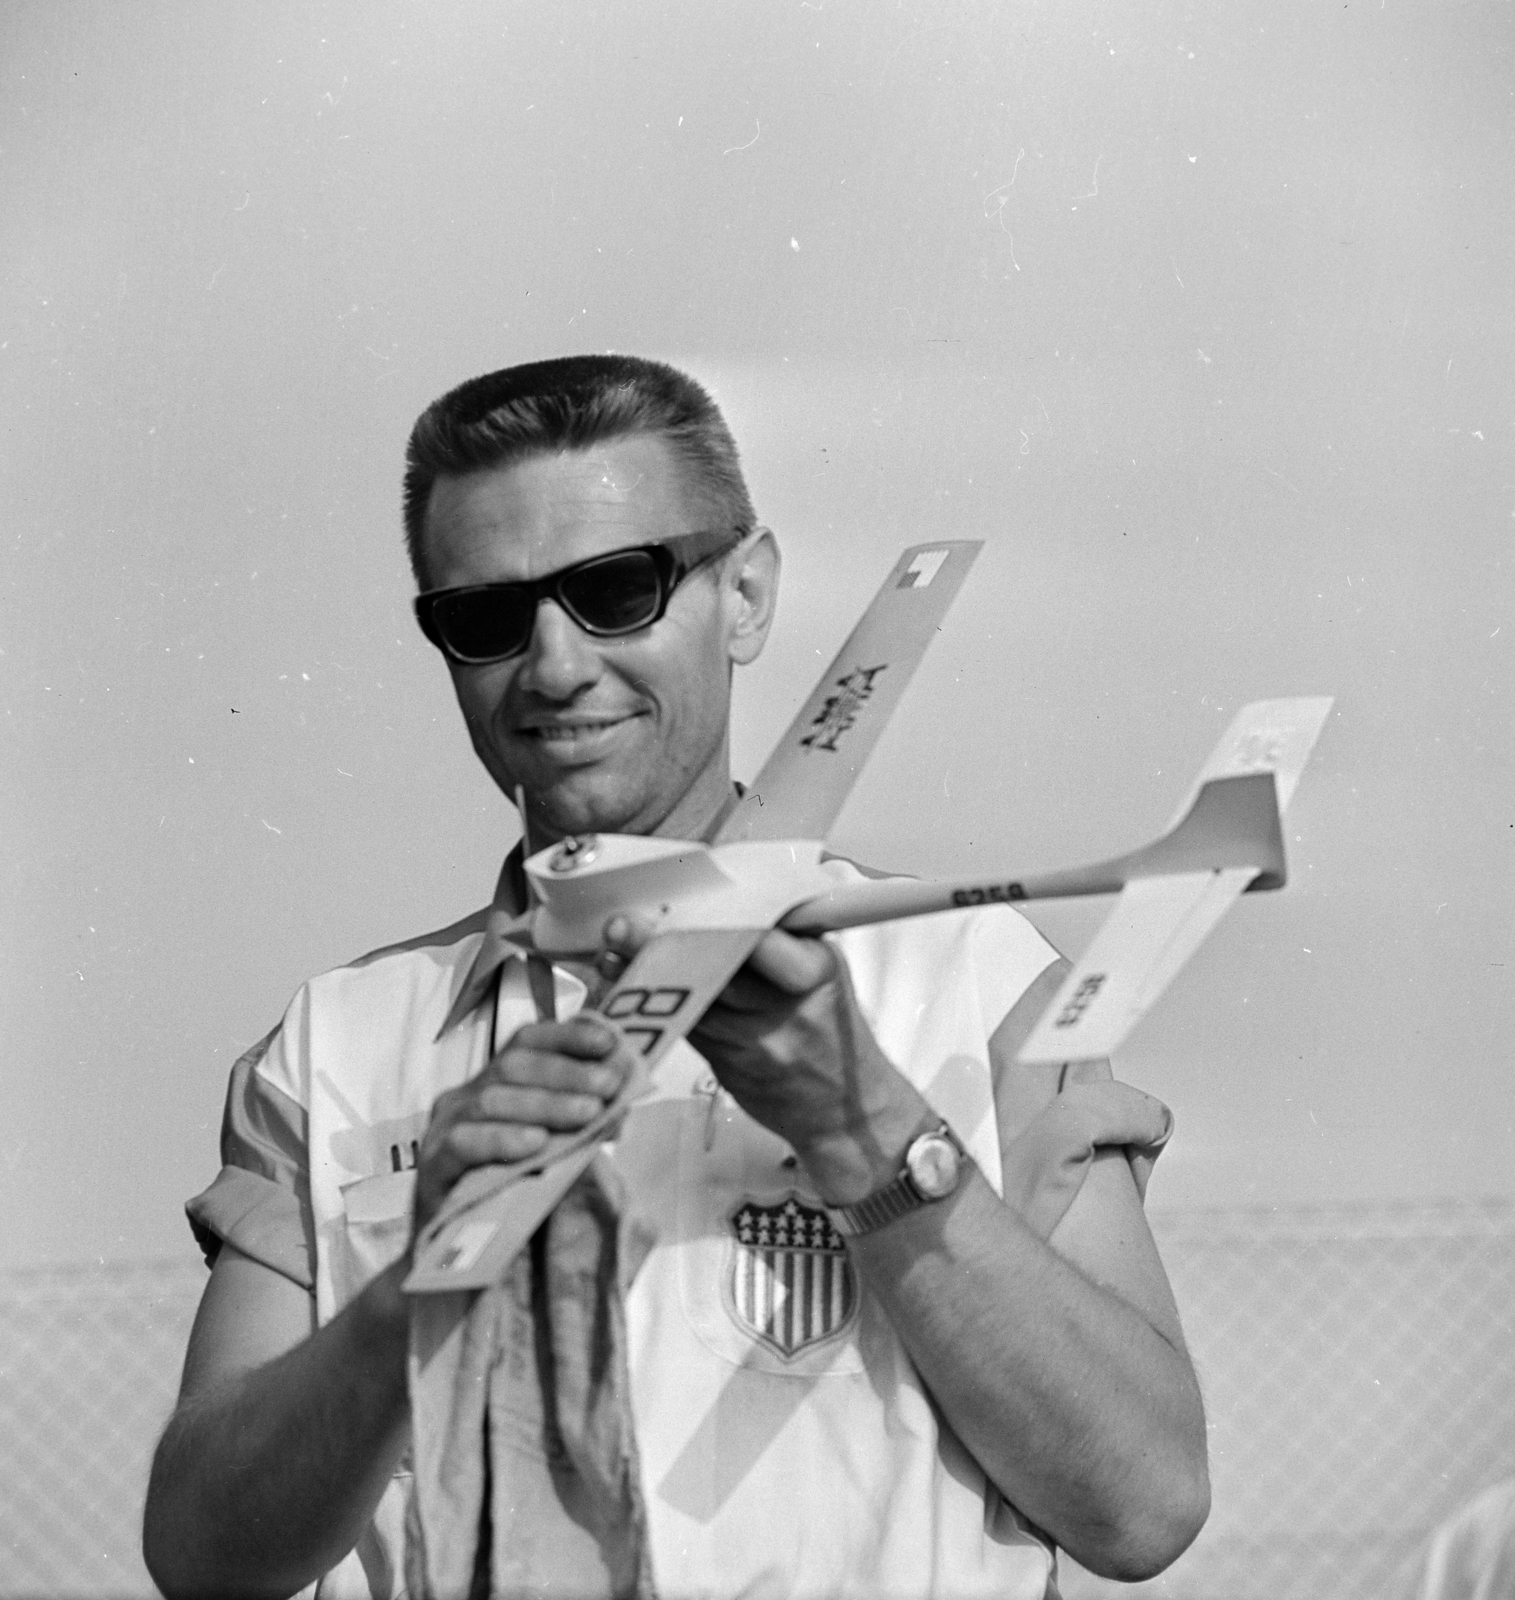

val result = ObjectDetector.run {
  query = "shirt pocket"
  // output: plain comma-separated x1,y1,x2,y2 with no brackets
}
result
335,1169,416,1304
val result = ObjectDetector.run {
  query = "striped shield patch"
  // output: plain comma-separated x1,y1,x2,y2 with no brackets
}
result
726,1195,858,1357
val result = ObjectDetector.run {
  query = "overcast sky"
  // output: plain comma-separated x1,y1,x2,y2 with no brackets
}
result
3,1,1510,1270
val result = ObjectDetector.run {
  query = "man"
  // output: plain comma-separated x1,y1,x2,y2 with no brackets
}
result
144,355,1209,1598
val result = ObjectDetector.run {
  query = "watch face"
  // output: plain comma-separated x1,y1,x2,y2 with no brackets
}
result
906,1131,961,1200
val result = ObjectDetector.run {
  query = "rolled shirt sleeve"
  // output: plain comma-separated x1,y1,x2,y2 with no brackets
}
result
998,1055,1174,1241
185,1026,316,1290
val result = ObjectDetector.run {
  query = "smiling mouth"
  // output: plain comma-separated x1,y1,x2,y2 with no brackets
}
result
519,716,637,745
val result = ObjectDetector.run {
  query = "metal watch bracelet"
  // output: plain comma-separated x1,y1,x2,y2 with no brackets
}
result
826,1121,966,1238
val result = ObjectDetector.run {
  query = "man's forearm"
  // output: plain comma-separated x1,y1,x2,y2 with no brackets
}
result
144,1261,412,1600
842,1164,1209,1581
694,932,1207,1577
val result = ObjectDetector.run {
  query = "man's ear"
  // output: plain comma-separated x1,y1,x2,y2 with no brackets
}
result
725,526,780,666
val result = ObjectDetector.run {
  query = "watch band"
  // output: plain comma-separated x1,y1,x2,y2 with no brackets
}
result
826,1121,965,1238
827,1176,927,1238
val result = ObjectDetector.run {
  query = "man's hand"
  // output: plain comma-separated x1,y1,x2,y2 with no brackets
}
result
600,918,927,1203
413,1012,636,1236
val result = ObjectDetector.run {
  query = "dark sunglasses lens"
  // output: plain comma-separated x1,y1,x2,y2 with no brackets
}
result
558,549,664,634
432,588,536,663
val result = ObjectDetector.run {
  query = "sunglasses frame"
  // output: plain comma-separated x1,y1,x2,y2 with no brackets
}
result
414,525,747,666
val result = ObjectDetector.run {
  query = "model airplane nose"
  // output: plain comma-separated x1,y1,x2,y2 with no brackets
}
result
524,833,735,955
547,835,602,872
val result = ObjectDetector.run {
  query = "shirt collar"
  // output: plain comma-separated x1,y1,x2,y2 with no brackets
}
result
438,845,528,1038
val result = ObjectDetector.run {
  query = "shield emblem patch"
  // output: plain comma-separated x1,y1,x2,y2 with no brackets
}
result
726,1194,858,1357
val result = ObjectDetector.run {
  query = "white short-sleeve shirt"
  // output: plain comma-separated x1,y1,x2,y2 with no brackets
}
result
230,865,1062,1599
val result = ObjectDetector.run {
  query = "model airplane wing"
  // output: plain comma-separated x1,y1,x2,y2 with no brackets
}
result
406,926,767,1293
1016,697,1333,1064
717,541,982,844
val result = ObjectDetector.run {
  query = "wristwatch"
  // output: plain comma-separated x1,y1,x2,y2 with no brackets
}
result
826,1121,968,1238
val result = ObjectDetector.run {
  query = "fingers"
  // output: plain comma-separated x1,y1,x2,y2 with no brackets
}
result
597,913,657,984
413,1012,635,1234
504,1012,620,1061
479,1013,633,1100
599,912,839,1000
426,1118,551,1174
734,928,839,997
412,1118,552,1237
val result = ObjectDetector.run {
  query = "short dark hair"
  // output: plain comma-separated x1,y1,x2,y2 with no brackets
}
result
402,354,756,588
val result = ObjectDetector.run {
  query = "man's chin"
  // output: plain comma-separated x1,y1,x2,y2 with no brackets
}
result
519,773,648,842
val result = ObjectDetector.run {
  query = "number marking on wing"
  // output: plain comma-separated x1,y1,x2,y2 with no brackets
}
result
406,927,766,1293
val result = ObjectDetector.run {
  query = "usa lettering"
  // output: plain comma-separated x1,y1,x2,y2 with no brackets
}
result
801,664,887,753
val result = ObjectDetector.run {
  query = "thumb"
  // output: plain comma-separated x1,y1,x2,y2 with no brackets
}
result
742,928,839,995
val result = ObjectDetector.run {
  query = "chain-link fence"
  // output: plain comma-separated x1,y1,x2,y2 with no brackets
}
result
1063,1199,1515,1599
0,1258,201,1598
3,1201,1512,1599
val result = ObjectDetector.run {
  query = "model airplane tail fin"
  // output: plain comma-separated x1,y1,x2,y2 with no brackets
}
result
1161,696,1334,828
1016,696,1334,1064
1126,770,1286,891
717,541,982,844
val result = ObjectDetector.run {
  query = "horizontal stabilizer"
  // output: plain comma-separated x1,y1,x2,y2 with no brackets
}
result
1016,870,1254,1064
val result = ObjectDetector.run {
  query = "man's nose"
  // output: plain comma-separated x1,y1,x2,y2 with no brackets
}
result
514,598,603,699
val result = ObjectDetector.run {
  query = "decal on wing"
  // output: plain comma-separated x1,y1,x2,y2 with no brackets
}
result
406,927,766,1294
1016,872,1235,1065
718,541,982,844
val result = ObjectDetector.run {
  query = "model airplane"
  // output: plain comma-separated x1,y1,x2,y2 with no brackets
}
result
406,541,1331,1293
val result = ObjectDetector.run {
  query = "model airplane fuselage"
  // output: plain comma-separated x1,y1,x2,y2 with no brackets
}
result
514,766,1286,961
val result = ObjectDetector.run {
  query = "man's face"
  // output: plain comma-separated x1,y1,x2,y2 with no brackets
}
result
420,434,768,842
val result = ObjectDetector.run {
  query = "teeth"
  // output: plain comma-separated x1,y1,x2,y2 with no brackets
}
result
531,723,616,741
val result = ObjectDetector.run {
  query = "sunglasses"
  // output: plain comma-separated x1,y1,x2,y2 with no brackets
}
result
414,526,745,665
